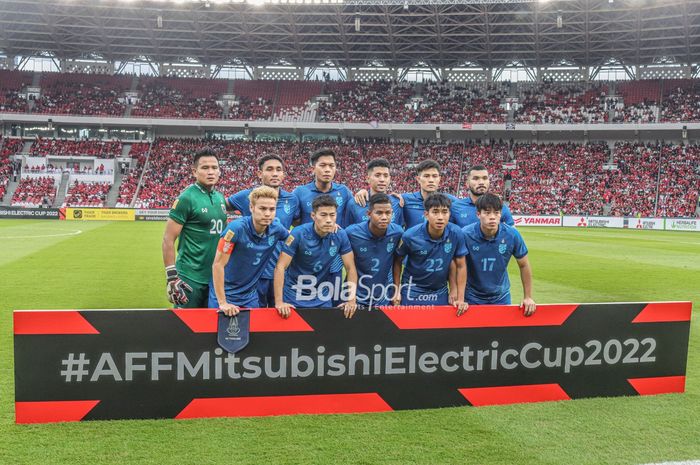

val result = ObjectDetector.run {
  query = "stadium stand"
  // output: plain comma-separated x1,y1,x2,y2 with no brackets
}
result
30,138,123,158
0,70,32,113
62,180,111,207
0,136,24,201
115,142,150,208
131,77,226,119
32,73,130,116
11,176,58,207
514,81,609,124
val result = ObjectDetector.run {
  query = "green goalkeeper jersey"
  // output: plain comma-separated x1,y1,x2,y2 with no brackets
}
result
169,182,228,285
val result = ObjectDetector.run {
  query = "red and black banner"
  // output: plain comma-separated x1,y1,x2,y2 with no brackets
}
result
13,302,692,424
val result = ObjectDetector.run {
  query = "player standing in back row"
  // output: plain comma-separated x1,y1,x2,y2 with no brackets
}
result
162,148,228,308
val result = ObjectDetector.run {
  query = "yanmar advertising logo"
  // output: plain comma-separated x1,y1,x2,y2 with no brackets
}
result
514,216,562,227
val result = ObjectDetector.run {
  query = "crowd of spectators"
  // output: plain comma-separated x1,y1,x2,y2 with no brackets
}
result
514,82,609,124
11,176,57,207
654,144,700,218
508,142,610,215
317,80,415,123
603,142,660,217
0,70,32,113
659,86,700,123
116,142,150,208
414,82,508,123
62,181,111,207
30,138,122,158
33,74,129,116
131,78,225,119
0,137,24,201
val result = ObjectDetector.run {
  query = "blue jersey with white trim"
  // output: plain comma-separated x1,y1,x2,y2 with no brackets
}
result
450,195,514,228
461,222,528,304
345,221,404,306
396,222,467,294
401,191,458,229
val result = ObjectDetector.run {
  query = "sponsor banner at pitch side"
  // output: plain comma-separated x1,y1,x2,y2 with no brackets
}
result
135,209,169,221
628,217,665,231
513,215,562,227
65,208,135,221
666,218,700,232
0,206,60,219
13,302,692,424
587,216,625,229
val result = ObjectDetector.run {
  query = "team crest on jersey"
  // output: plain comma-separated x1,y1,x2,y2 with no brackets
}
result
284,201,291,214
444,240,453,254
268,236,275,246
224,230,235,242
335,195,343,206
498,242,507,254
387,241,395,253
221,203,226,214
329,241,338,257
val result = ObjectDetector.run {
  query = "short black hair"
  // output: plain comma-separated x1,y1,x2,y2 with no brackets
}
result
416,159,441,175
367,158,390,172
193,147,219,166
258,154,285,170
468,164,488,175
368,193,392,210
424,193,452,211
310,148,336,166
475,193,503,212
312,194,338,212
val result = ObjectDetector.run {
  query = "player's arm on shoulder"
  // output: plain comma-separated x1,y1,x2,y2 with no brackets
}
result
516,254,535,316
273,251,294,319
353,188,369,206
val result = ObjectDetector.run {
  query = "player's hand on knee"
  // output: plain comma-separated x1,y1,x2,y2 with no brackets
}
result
521,298,536,317
455,300,469,316
275,302,294,319
220,302,240,316
354,189,369,206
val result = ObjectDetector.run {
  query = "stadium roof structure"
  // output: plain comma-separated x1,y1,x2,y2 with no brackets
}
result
0,0,699,71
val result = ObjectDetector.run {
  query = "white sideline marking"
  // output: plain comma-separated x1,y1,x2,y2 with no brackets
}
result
639,461,700,465
0,230,82,239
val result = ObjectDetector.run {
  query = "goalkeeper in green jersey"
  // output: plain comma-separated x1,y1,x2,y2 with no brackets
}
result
162,148,228,308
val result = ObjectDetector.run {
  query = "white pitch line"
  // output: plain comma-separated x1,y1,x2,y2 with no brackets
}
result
639,461,700,465
0,230,83,239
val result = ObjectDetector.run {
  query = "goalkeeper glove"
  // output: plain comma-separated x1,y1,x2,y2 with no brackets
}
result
166,265,193,305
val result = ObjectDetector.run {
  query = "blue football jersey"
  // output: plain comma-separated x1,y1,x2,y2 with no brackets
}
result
210,216,290,306
462,222,528,304
450,196,515,228
226,187,299,279
344,194,404,227
401,191,459,229
345,221,404,306
293,181,353,273
280,222,353,308
396,222,467,294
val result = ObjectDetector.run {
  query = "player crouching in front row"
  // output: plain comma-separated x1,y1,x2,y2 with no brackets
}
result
461,193,536,316
210,186,290,317
274,194,359,319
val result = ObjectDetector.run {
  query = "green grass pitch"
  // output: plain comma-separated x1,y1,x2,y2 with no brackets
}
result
0,219,698,465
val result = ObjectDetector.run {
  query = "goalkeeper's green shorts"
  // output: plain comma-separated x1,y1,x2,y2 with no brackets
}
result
174,275,209,309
